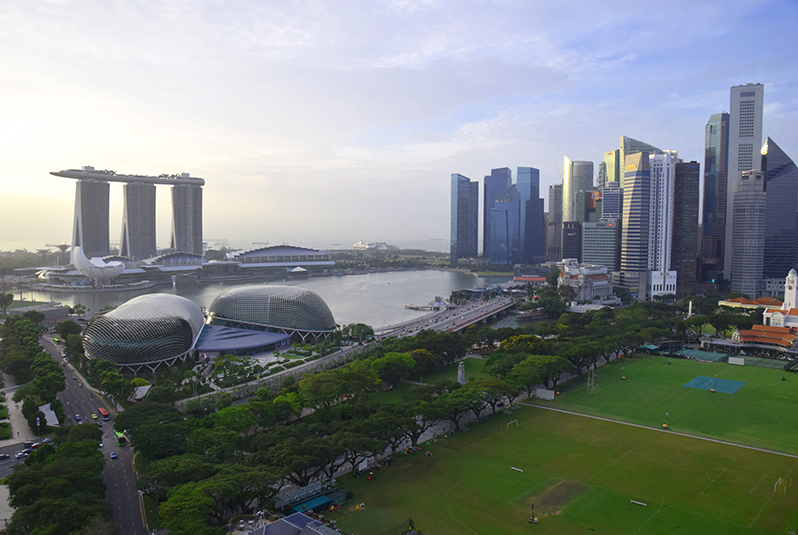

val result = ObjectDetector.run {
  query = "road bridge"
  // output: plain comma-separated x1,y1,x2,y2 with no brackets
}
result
376,297,515,338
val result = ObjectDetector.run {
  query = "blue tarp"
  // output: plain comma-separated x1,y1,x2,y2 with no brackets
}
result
683,376,746,394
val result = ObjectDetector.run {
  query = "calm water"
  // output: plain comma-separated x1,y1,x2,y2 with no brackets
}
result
26,270,513,329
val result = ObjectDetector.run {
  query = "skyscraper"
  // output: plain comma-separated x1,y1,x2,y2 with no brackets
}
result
515,167,546,264
450,173,479,266
724,83,764,280
601,182,623,220
614,151,677,299
562,222,582,262
672,160,700,296
731,170,766,297
488,185,522,265
547,184,563,262
583,220,620,270
72,177,110,259
619,136,660,188
562,156,593,222
761,138,798,279
604,149,620,186
700,112,729,281
120,182,157,260
171,182,203,255
482,168,512,258
597,162,607,190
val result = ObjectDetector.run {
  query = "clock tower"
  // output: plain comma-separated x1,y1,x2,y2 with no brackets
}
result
784,268,798,310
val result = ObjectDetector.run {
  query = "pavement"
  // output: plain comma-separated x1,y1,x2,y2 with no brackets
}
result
0,372,36,448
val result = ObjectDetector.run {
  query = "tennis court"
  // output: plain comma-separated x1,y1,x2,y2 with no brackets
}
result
683,375,746,394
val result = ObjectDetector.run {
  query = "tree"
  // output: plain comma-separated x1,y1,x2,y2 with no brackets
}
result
0,293,13,315
56,320,82,339
371,352,415,387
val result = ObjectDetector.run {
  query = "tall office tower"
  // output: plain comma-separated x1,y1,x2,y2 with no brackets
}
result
604,149,621,185
619,136,660,188
575,190,602,223
171,181,203,255
488,186,522,265
615,151,677,299
597,162,607,190
762,138,798,278
450,173,479,266
562,156,593,222
672,161,700,295
700,112,729,282
120,182,157,260
601,182,623,220
583,220,620,270
646,151,678,297
515,167,546,264
483,168,512,257
561,222,582,262
731,171,766,297
724,83,764,280
71,174,110,259
547,184,563,262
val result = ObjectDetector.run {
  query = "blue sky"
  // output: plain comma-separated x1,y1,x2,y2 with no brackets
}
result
1,0,796,251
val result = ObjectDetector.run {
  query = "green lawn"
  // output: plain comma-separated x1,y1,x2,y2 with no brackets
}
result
329,405,798,534
369,358,491,405
540,355,798,455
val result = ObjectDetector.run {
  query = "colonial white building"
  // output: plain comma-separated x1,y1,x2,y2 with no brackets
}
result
763,269,798,330
557,260,613,302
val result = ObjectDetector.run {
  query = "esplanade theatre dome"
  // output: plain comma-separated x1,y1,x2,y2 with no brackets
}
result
83,294,204,371
207,285,336,339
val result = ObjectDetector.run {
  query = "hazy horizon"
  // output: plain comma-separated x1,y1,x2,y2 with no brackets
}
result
2,1,797,252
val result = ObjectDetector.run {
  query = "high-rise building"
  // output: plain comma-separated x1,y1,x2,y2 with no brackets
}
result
724,83,764,280
562,157,593,222
762,138,798,279
171,181,204,255
53,166,205,261
71,176,110,259
597,162,607,190
547,184,563,262
120,182,157,260
583,220,620,271
562,222,582,262
488,185,522,265
604,149,620,186
575,190,602,223
601,182,623,220
700,112,729,282
731,170,766,297
614,151,677,299
672,161,700,296
515,167,546,264
619,136,660,189
483,168,512,258
450,173,479,266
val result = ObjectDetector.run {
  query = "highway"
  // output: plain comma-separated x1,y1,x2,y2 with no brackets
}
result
378,296,515,337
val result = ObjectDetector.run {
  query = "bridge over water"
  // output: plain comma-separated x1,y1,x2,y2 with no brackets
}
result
375,297,515,338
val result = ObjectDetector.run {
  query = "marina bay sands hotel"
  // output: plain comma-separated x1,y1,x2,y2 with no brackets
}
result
51,166,205,260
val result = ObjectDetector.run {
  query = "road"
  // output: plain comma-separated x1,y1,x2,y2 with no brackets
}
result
378,296,515,337
36,337,147,535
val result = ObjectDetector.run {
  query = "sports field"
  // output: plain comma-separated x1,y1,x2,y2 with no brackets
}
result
548,355,798,455
329,356,798,534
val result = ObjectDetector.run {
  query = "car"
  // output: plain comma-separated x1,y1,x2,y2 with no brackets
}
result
78,383,83,388
110,452,117,460
31,442,41,449
75,414,81,421
22,448,33,455
0,453,9,460
72,375,76,380
24,441,33,448
42,438,53,444
15,452,27,459
91,414,97,420
98,443,103,448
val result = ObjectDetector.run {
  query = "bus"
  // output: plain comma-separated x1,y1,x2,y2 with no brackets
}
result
97,407,110,421
114,431,127,447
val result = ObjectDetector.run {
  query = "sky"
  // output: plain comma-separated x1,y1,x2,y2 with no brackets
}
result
1,0,797,253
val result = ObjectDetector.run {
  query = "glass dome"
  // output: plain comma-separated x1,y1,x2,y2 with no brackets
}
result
83,294,204,365
208,285,336,333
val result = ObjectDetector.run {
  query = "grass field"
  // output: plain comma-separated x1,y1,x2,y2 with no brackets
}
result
369,358,490,405
329,356,798,534
546,355,798,455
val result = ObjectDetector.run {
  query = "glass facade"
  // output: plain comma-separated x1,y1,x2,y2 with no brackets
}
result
673,161,700,295
482,168,512,257
208,285,336,333
562,157,593,222
450,173,479,266
73,179,111,259
731,171,766,297
700,112,729,279
762,138,798,279
171,183,203,255
488,186,522,265
120,182,157,260
547,184,563,262
619,136,660,189
515,167,545,264
83,294,204,366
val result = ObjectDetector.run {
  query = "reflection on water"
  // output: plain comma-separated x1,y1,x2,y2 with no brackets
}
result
28,270,513,329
